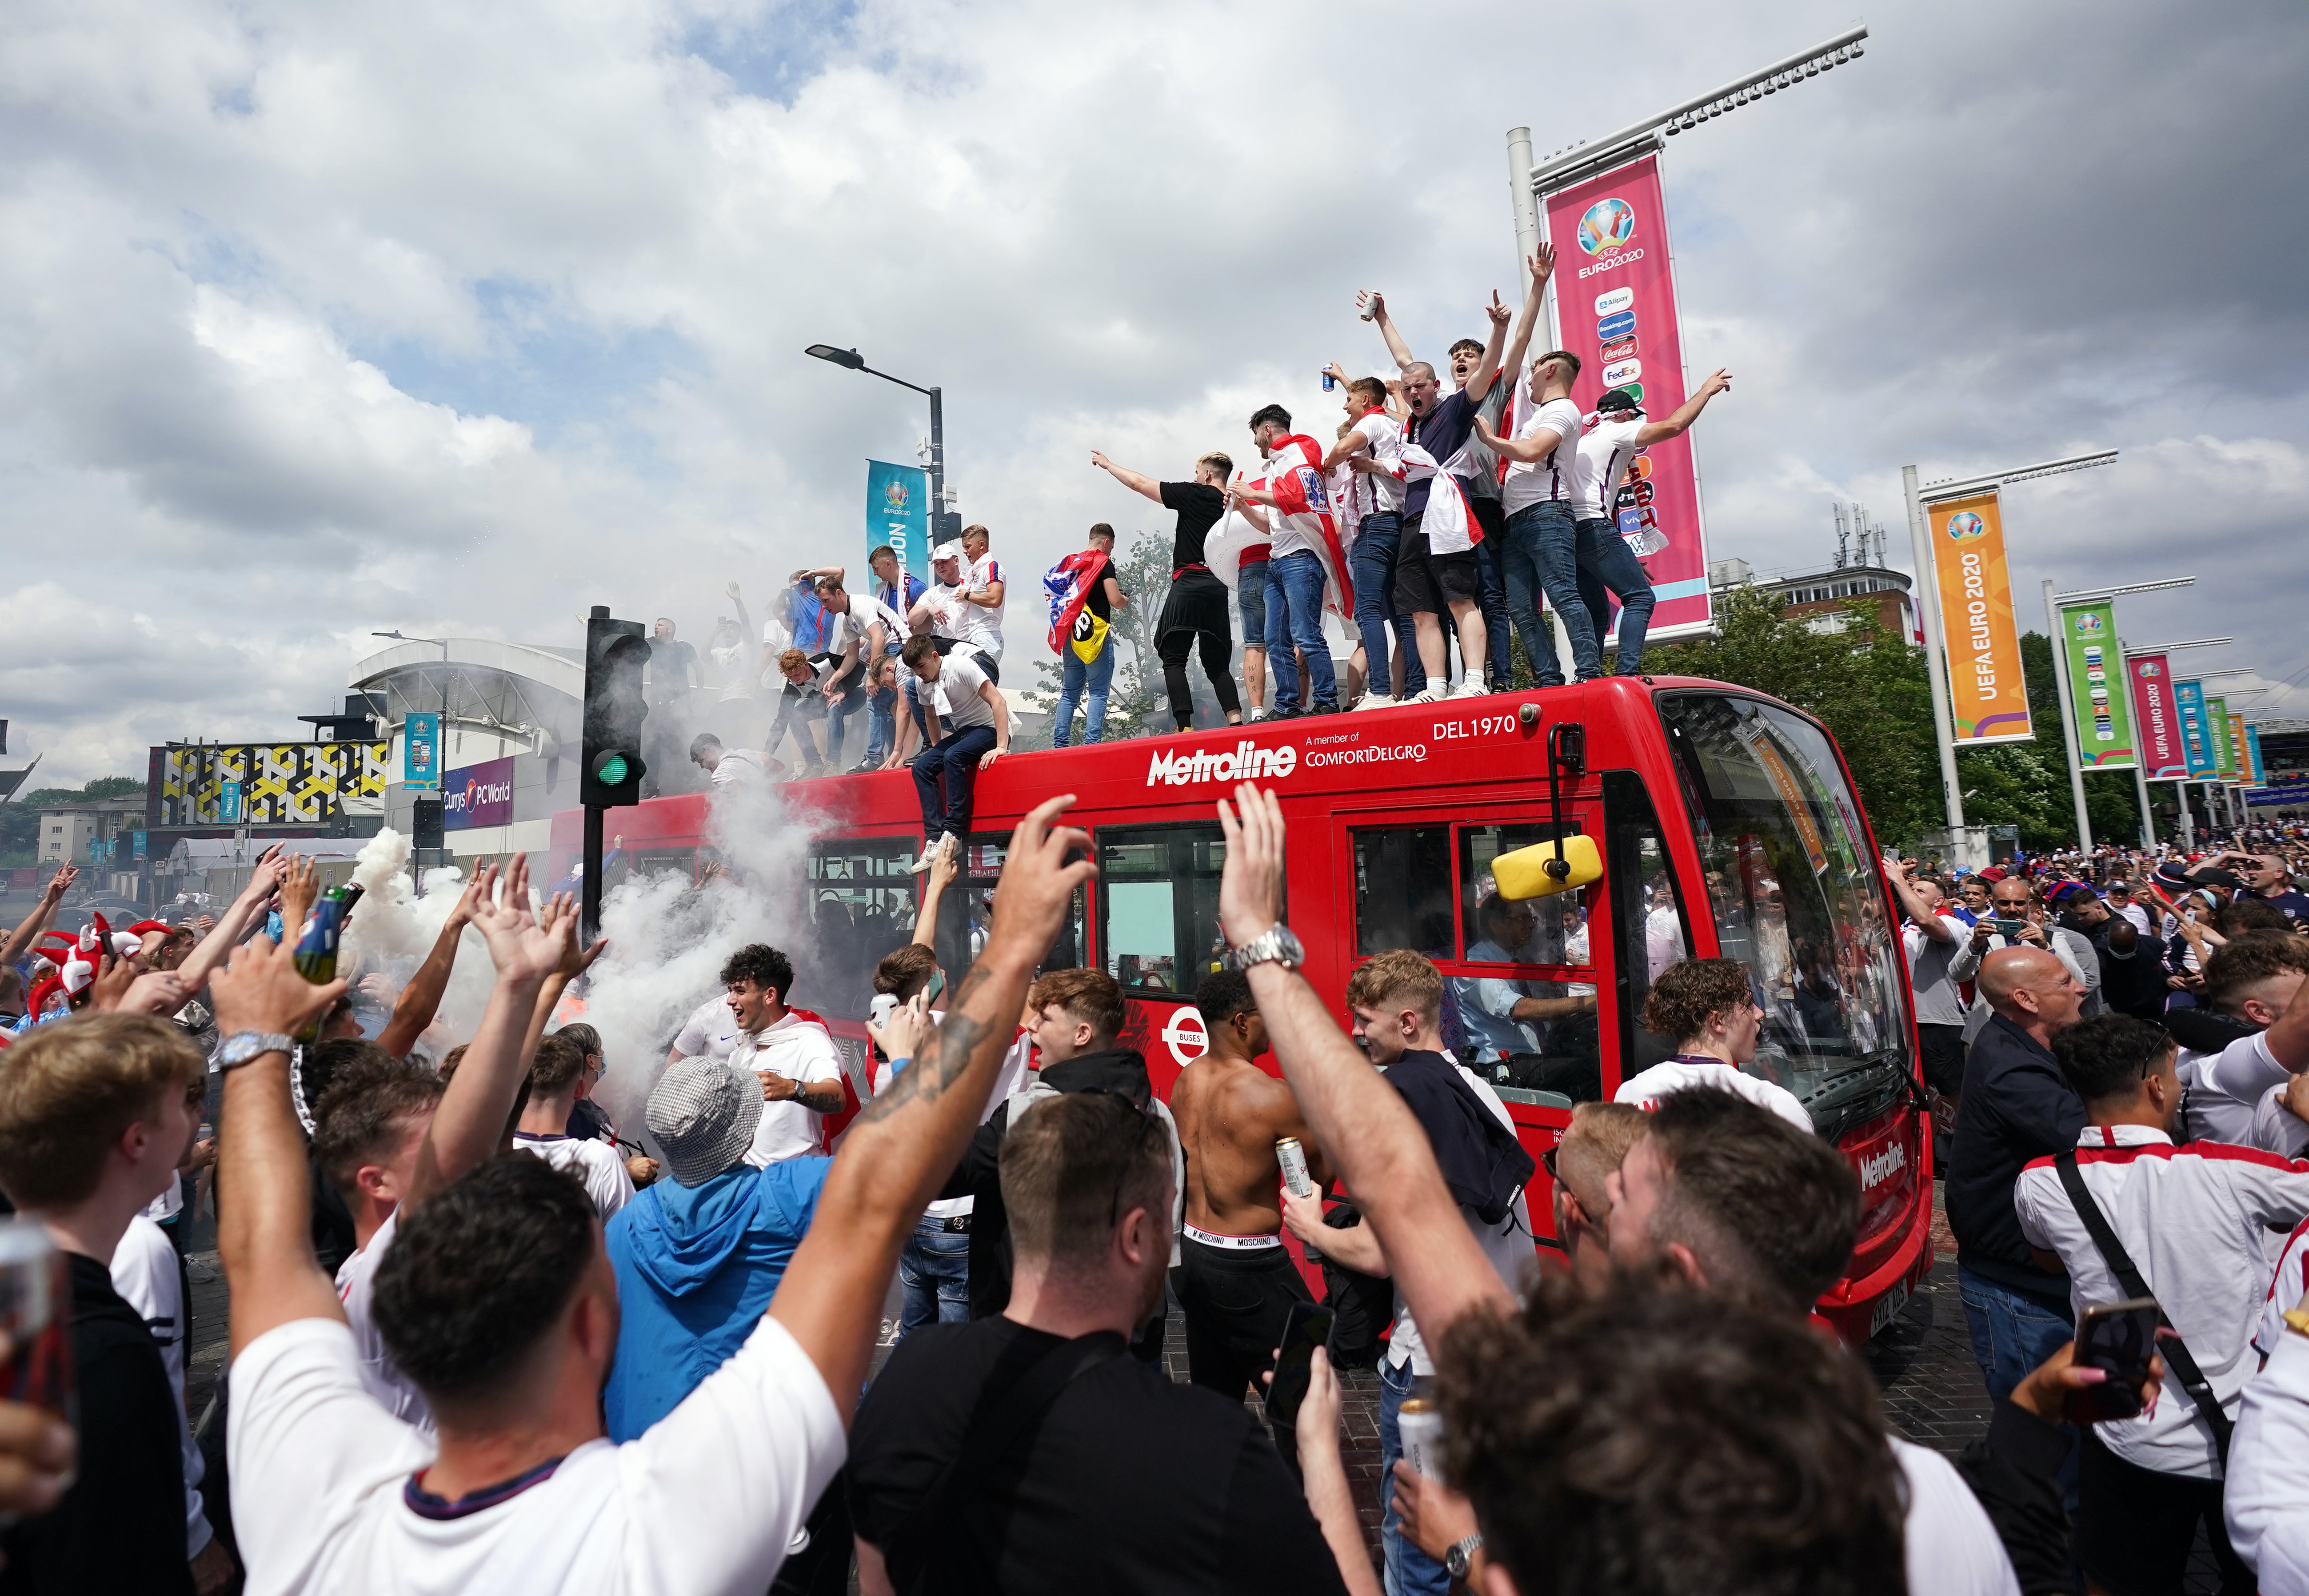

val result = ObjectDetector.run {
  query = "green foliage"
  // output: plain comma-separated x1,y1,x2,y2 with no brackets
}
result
1026,533,1172,749
0,778,147,867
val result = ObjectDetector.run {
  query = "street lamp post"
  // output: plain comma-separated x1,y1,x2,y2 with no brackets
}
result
374,630,451,870
805,345,953,549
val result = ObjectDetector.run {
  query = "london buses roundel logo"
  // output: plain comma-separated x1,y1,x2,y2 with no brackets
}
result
1161,1007,1209,1066
1946,511,1986,541
1577,196,1636,255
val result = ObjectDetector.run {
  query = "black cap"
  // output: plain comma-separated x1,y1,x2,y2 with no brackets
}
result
1596,386,1642,414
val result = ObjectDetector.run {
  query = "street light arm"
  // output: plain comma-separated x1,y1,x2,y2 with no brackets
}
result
859,366,935,399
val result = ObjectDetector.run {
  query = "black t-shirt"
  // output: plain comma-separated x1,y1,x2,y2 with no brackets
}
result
1158,482,1226,569
848,1317,1349,1596
0,1255,194,1596
1405,389,1479,517
648,637,698,694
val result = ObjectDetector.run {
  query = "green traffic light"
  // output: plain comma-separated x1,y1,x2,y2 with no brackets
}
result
597,754,627,786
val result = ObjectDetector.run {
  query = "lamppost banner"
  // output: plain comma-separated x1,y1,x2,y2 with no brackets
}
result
1540,155,1712,640
2056,601,2135,768
403,712,441,791
2125,654,2185,778
1924,491,2032,745
2208,698,2238,778
866,459,931,592
2174,680,2218,778
2245,724,2268,785
2223,709,2248,782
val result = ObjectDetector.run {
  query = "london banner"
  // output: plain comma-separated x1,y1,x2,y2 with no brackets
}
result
2174,679,2218,777
866,459,931,591
2057,600,2134,768
1925,491,2033,746
2126,653,2186,779
1542,155,1712,639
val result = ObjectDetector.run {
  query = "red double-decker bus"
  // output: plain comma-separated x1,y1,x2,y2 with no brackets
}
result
549,676,1933,1341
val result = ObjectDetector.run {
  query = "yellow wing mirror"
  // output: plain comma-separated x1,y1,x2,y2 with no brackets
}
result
1493,835,1604,900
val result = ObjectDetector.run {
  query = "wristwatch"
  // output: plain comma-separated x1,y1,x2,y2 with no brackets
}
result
216,1031,296,1069
1225,924,1304,973
1445,1532,1484,1579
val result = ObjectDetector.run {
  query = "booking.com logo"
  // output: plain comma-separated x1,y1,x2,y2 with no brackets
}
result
1577,196,1636,255
1945,511,1986,541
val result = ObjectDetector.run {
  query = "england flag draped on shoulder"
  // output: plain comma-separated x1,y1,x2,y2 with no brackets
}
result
1401,443,1480,554
1263,433,1356,616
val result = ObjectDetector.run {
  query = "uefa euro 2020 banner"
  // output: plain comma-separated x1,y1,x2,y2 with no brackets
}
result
1924,491,2032,746
1542,156,1711,640
2057,601,2135,769
2125,653,2187,779
866,460,931,592
2174,679,2218,778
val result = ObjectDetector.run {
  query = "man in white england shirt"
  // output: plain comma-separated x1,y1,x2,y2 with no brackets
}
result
1322,376,1426,709
958,524,1007,670
211,812,1098,1596
1472,335,1599,686
1568,371,1730,677
709,945,847,1166
512,1033,636,1217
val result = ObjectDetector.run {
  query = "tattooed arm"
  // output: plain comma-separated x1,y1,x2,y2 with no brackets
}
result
770,795,1095,1422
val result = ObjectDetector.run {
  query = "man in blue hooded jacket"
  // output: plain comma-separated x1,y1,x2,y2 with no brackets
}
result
603,1054,832,1440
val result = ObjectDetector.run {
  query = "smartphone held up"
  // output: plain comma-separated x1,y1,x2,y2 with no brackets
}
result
2074,1297,2160,1422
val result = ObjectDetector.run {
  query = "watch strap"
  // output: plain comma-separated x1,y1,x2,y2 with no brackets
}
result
217,1031,296,1069
1446,1532,1484,1577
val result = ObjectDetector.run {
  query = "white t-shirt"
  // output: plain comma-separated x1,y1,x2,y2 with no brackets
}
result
1500,398,1585,516
960,555,1007,660
1261,436,1329,563
334,1209,434,1433
2178,1029,2285,1147
513,1133,636,1219
110,1215,212,1558
1891,1437,2023,1596
927,653,997,733
708,749,769,787
1386,1067,1533,1377
227,1312,843,1596
1347,412,1407,518
733,1013,846,1167
710,641,753,702
1615,1058,1814,1133
672,997,742,1062
1572,416,1646,521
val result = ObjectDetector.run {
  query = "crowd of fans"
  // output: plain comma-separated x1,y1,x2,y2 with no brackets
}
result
0,807,2307,1594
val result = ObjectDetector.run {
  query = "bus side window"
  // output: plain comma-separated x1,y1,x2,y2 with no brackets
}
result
1457,824,1594,969
1351,826,1453,958
1603,771,1692,1078
1100,826,1230,999
807,838,919,1017
937,836,1085,983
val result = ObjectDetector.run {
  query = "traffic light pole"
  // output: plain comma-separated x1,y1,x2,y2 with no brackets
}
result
582,804,604,948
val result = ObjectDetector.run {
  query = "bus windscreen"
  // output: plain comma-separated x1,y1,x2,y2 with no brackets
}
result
1657,694,1908,1109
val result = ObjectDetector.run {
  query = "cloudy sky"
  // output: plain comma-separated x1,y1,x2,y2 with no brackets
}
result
4,0,2304,786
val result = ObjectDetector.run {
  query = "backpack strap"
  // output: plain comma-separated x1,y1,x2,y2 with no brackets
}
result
2054,1150,2233,1468
885,1334,1125,1592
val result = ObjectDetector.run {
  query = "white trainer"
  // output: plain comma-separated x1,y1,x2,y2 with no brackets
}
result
908,836,946,874
1448,678,1489,700
1247,706,1271,722
1351,694,1398,713
1402,688,1444,707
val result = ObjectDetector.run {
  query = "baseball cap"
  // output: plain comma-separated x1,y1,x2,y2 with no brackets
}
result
2107,880,2133,896
1977,866,2007,884
932,541,966,564
645,1057,758,1188
1596,386,1643,415
2046,882,2098,907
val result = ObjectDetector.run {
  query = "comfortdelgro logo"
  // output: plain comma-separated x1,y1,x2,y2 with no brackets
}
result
1578,196,1636,255
1945,511,1985,541
1146,740,1298,788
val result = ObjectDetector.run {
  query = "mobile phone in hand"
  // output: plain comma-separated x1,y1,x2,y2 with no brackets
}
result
1990,918,2030,938
1263,1301,1336,1427
2075,1297,2159,1422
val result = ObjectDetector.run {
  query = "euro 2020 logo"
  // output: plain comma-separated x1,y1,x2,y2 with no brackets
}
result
2140,661,2162,678
1945,511,1986,541
882,478,910,515
1577,197,1636,256
2073,611,2105,634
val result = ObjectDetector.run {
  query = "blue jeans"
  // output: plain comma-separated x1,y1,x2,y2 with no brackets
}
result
1573,515,1658,676
1957,1265,2073,1406
911,722,998,841
1470,496,1512,686
1264,552,1335,710
1237,559,1268,648
825,682,867,766
1054,640,1115,746
897,1216,971,1338
1380,1356,1451,1596
1349,514,1426,698
863,684,898,764
1500,501,1599,685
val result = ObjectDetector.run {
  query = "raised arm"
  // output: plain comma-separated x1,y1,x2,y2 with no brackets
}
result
913,847,959,947
1361,291,1417,373
724,581,754,645
173,848,291,994
519,894,605,1064
1090,451,1166,505
1883,856,1955,944
0,868,76,969
375,875,484,1058
213,934,352,1354
771,795,1096,1418
404,859,574,1210
1635,369,1732,445
1217,783,1514,1334
1494,245,1555,391
1462,291,1512,404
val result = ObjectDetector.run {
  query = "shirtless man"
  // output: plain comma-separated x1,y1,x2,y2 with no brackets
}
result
1166,968,1331,1464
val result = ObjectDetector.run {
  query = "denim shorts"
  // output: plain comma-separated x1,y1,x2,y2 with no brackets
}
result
1236,560,1268,645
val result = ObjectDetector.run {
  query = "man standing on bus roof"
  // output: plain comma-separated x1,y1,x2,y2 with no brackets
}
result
959,524,1007,667
1225,404,1350,719
1170,969,1330,1465
903,633,1009,873
1090,448,1247,732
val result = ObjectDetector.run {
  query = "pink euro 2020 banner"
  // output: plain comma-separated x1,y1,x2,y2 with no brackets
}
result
2126,653,2187,779
1542,154,1711,639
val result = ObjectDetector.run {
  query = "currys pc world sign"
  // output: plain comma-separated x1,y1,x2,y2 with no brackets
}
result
442,756,517,831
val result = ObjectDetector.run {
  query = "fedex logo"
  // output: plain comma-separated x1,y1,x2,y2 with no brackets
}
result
1601,358,1642,387
1147,740,1298,789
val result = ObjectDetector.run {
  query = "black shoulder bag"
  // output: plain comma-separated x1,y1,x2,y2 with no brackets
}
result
883,1335,1125,1595
2053,1150,2232,1468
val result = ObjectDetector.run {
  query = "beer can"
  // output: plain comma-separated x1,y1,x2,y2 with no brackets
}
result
0,1220,75,1476
1396,1395,1443,1479
1276,1137,1314,1198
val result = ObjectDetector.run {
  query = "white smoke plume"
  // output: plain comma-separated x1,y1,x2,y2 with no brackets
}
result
339,828,496,1061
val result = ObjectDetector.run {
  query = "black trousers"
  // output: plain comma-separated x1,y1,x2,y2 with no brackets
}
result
1158,628,1242,728
1171,1236,1312,1466
2077,1428,2252,1596
1915,1022,1969,1100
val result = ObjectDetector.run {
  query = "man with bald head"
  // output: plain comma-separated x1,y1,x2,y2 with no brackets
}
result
1946,946,2092,1404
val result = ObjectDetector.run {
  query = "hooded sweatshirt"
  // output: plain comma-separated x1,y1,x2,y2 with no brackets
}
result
602,1155,832,1441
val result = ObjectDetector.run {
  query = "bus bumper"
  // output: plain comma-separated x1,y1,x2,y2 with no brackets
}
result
1814,1113,1938,1345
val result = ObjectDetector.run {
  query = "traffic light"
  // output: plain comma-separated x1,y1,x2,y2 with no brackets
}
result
411,797,444,850
581,607,650,808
